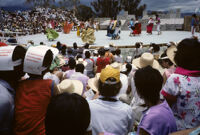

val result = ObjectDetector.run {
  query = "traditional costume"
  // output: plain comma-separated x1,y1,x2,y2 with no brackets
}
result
147,18,154,34
156,16,161,35
46,28,59,41
81,27,96,44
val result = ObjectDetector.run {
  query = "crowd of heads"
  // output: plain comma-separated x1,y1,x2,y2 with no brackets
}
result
1,30,200,135
0,7,78,35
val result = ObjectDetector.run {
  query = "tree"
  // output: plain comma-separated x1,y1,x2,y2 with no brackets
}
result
120,0,146,18
76,5,95,21
91,0,121,18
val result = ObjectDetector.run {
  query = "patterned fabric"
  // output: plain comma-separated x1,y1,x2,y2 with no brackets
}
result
161,67,200,130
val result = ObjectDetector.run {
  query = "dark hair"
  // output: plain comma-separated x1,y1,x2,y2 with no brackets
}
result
192,14,197,18
134,66,163,105
85,51,90,59
135,42,141,48
152,44,160,52
73,42,77,49
84,43,89,49
0,46,26,85
98,78,122,97
76,54,82,60
56,42,61,50
160,52,173,67
174,38,200,70
67,48,73,54
75,64,84,73
68,57,76,69
98,48,105,56
61,46,67,56
115,48,121,56
45,93,90,135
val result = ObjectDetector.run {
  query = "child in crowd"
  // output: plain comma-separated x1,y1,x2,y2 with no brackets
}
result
161,38,200,130
135,66,177,135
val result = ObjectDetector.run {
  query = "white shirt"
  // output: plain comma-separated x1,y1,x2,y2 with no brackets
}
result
88,98,134,135
43,72,60,85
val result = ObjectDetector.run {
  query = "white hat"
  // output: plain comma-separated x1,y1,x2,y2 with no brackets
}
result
88,73,100,92
0,46,22,71
110,62,122,71
104,45,110,51
76,58,87,66
24,47,51,75
35,45,59,59
57,79,83,95
132,53,160,69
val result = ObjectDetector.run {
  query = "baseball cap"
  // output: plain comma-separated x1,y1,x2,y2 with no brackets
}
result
100,66,120,84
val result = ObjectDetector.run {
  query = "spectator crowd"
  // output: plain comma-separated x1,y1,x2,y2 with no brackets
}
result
0,36,200,135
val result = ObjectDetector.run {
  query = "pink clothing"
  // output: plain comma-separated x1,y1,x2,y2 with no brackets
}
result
162,67,200,130
164,66,176,79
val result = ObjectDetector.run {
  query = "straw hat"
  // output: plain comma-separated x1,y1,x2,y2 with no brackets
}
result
132,53,160,69
88,73,100,92
166,45,177,65
57,79,83,95
76,58,87,66
110,62,122,71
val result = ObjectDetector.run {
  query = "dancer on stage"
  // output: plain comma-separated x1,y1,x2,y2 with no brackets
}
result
81,26,96,44
112,19,121,40
128,18,135,36
191,14,199,37
156,15,161,35
147,18,154,34
46,28,59,41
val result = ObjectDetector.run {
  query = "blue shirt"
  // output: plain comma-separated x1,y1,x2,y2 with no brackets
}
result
0,79,15,133
130,21,134,27
191,18,198,26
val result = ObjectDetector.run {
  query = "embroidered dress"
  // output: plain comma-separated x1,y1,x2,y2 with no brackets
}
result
161,67,200,130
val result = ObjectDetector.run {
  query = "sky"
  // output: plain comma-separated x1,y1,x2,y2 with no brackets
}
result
0,0,200,12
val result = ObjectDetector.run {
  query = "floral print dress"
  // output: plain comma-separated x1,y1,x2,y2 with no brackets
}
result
161,67,200,130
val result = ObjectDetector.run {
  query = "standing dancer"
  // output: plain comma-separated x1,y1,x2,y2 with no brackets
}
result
147,18,154,34
156,15,161,35
191,14,198,37
128,18,135,36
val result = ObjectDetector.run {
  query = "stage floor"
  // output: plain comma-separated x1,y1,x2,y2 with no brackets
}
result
18,30,194,47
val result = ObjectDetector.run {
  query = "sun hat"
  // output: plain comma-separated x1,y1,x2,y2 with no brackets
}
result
76,58,87,66
88,73,100,92
100,65,120,83
110,62,122,71
132,53,160,69
57,79,83,95
23,47,51,75
0,46,22,71
104,45,110,51
166,45,177,65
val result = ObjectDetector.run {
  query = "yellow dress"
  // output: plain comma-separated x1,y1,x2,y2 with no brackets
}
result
77,26,80,37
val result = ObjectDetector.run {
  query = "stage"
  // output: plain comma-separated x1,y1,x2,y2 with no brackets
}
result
17,30,194,47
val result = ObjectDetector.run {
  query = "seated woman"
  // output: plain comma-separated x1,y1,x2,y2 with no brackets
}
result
88,66,134,135
161,38,200,130
134,66,177,135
